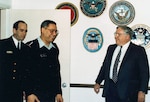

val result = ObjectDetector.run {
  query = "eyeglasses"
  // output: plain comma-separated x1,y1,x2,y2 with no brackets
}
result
45,28,59,35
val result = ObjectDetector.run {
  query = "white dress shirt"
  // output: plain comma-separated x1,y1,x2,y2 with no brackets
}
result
12,36,21,49
109,41,130,79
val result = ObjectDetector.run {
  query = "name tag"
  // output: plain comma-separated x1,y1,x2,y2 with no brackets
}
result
6,51,13,54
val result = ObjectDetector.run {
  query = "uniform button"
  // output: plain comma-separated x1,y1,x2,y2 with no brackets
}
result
13,70,16,72
13,77,16,80
14,63,17,65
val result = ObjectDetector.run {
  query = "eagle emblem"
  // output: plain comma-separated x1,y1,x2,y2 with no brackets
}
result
131,24,150,49
109,0,135,25
80,0,106,17
83,27,103,52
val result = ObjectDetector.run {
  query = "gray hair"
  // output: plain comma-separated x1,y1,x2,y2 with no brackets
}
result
116,25,134,38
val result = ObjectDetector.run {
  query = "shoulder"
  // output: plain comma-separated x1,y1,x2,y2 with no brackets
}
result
129,42,146,55
26,39,38,48
130,42,145,50
52,42,59,50
107,44,117,50
0,37,12,46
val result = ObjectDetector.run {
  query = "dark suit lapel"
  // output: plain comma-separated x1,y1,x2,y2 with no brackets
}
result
107,44,117,74
118,42,133,73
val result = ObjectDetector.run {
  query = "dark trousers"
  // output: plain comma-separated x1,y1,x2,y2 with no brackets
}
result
35,91,55,102
105,79,137,102
0,92,23,102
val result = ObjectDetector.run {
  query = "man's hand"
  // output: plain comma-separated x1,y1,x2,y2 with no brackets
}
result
94,83,101,94
56,94,63,102
27,94,40,102
138,91,145,102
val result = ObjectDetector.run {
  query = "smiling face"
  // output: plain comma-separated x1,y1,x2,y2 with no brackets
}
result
13,22,27,41
114,27,131,46
40,23,58,46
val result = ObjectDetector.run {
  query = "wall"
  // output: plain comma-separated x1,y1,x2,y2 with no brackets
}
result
0,0,11,9
7,0,150,101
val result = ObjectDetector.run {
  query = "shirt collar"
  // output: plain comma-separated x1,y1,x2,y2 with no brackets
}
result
37,37,55,50
12,36,21,47
121,41,130,50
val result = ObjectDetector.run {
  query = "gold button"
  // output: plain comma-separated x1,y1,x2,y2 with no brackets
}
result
14,63,17,65
13,70,16,72
13,77,16,79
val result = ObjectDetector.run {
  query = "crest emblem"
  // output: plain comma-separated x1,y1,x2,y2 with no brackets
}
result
80,0,106,17
56,2,79,26
131,24,150,49
83,28,103,52
109,0,135,25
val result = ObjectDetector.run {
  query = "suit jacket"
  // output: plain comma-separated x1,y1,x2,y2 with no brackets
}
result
26,39,62,98
0,36,31,102
95,42,149,99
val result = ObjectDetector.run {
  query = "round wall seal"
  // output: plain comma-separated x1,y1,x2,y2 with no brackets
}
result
109,0,135,25
56,2,79,26
131,24,150,49
80,0,106,17
83,27,103,52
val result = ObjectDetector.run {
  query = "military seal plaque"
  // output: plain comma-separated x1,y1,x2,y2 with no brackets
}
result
83,27,103,52
80,0,106,17
131,24,150,49
109,0,135,25
56,2,79,26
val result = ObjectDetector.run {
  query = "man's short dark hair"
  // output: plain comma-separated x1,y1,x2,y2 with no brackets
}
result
13,20,27,30
41,20,56,28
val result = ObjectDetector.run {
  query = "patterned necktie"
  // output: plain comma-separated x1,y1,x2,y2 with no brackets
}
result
112,46,122,83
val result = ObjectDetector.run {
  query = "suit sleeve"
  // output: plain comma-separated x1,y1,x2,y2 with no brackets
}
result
138,47,149,94
95,45,112,84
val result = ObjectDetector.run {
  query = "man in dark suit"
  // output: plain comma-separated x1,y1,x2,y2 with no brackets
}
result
0,20,31,102
26,20,63,102
94,25,149,102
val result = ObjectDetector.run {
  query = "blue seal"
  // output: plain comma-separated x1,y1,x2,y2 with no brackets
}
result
80,0,106,17
131,24,150,49
109,0,135,25
83,27,103,52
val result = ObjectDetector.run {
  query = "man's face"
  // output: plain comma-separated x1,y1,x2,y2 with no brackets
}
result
41,24,58,45
13,22,27,41
114,27,130,46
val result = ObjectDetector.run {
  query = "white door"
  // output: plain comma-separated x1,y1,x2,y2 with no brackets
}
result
1,9,70,102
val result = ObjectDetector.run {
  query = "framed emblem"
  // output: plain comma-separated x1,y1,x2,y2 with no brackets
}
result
56,2,79,26
83,27,103,52
109,0,135,25
80,0,106,17
131,24,150,49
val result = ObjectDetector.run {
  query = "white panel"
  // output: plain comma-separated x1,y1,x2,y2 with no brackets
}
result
1,9,71,102
0,0,11,9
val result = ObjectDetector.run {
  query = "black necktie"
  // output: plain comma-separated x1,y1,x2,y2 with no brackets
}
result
17,42,21,50
112,46,122,83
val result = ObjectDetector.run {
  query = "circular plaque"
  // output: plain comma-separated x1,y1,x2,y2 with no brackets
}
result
80,0,106,17
56,2,79,26
83,27,103,52
131,24,150,49
109,0,135,25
